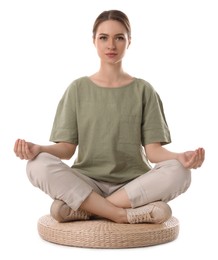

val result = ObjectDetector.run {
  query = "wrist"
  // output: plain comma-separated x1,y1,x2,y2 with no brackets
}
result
37,144,43,154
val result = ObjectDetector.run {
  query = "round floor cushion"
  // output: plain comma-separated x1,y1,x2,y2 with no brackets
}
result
37,215,179,249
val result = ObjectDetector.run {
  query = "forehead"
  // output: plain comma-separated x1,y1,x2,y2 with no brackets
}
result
96,20,127,35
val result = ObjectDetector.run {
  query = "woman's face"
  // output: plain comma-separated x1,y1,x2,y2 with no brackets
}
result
93,20,131,64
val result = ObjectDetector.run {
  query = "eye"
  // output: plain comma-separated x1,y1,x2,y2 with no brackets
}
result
99,36,108,41
115,36,125,41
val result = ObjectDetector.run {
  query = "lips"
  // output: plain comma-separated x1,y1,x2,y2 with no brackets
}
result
106,53,117,58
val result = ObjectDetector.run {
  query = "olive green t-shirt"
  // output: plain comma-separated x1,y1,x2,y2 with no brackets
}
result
50,76,171,183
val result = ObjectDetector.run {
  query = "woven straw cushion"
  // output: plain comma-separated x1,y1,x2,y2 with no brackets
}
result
38,215,179,248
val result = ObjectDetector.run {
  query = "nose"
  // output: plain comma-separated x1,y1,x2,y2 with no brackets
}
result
107,37,116,49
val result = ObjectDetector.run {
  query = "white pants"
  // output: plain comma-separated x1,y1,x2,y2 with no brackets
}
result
26,153,191,210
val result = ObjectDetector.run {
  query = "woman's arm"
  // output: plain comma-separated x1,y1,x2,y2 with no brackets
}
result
14,139,77,160
145,143,205,169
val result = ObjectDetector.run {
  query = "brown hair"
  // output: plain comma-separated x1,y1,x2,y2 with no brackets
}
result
92,10,131,38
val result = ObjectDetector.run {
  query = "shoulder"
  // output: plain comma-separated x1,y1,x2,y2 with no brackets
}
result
133,78,163,106
134,78,158,97
67,76,88,89
134,78,155,90
63,76,89,95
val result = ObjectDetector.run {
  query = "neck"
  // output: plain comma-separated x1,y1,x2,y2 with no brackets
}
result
90,71,133,88
89,60,133,88
96,62,126,82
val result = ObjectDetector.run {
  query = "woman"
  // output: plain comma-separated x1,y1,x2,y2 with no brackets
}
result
14,10,205,224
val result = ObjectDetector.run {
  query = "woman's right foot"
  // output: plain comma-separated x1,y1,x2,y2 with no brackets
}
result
50,199,92,222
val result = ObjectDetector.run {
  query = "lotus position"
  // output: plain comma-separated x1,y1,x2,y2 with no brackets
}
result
14,10,205,224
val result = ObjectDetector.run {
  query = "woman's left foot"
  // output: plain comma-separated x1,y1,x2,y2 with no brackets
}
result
126,201,172,224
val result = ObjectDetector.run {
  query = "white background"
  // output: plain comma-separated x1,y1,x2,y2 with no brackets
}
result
0,0,217,259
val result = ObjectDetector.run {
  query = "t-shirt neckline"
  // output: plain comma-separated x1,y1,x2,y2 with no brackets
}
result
85,76,136,90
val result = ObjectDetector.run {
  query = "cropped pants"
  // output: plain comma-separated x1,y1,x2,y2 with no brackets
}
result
26,152,191,211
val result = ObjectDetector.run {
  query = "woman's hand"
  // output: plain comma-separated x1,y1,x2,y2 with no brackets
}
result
145,143,205,169
177,147,205,169
14,139,41,160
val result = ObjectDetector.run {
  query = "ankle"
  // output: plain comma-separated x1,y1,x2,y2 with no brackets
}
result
113,208,128,223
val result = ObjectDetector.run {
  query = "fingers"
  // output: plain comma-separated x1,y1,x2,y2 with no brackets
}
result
184,151,197,169
14,139,23,159
198,147,205,164
14,139,30,160
13,139,19,154
189,148,205,169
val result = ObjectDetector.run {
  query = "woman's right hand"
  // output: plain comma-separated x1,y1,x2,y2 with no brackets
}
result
14,139,41,160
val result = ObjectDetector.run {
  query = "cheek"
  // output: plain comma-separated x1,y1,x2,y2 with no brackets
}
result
118,43,128,52
96,43,105,53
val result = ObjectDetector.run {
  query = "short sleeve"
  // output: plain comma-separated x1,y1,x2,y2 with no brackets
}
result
49,82,78,144
141,83,171,146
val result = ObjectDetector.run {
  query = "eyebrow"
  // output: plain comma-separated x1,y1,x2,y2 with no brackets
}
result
98,33,125,36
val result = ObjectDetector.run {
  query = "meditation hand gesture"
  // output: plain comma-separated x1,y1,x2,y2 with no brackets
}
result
14,139,40,160
178,148,205,169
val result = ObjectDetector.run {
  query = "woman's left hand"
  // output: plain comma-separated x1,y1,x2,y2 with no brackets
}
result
178,147,205,169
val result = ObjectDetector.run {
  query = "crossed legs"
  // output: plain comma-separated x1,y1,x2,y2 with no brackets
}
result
27,153,191,224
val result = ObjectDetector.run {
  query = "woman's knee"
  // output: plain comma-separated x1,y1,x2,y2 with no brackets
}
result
174,160,191,188
26,152,60,185
164,159,192,194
